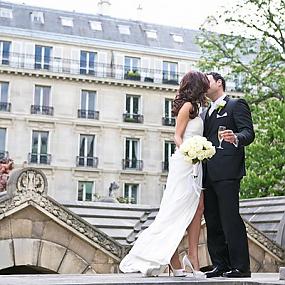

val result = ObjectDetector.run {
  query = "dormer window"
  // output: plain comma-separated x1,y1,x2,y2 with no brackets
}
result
118,24,130,35
145,30,157,39
31,11,44,24
89,21,102,31
61,17,73,27
172,34,184,43
0,8,13,19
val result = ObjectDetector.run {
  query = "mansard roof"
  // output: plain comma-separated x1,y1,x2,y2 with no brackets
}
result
0,1,201,54
65,197,285,262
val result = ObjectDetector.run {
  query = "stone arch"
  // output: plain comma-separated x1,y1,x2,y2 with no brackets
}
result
0,238,97,274
0,205,120,274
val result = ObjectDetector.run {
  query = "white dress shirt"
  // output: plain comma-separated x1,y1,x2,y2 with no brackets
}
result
208,94,227,116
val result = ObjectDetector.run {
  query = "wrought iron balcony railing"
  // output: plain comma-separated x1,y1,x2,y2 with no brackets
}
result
31,105,54,116
28,153,51,165
0,102,11,112
162,161,169,172
122,159,143,170
76,156,98,168
162,117,175,126
123,113,144,123
78,109,99,120
0,52,184,86
0,151,9,160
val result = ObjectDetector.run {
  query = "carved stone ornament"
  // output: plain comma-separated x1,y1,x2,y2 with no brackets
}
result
17,170,45,194
6,168,48,197
245,220,285,261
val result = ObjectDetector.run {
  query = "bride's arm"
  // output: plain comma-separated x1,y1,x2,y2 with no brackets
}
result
174,102,192,148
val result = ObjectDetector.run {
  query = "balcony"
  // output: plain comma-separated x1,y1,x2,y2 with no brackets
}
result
28,153,51,165
0,151,9,160
0,102,11,112
78,109,99,120
31,105,54,116
162,161,169,172
162,78,179,85
124,70,141,81
162,117,175,126
123,113,144,123
0,52,185,87
122,159,143,171
76,156,98,168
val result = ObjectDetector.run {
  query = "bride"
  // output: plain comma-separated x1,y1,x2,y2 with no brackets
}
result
119,71,210,277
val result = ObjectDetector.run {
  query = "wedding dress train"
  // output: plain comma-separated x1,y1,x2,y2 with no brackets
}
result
119,117,204,275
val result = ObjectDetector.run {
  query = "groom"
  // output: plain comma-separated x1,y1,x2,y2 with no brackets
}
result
202,72,255,278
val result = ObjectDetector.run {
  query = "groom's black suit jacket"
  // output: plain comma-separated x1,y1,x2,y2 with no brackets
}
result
202,96,255,182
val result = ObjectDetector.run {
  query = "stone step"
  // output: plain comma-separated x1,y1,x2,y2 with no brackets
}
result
0,273,282,285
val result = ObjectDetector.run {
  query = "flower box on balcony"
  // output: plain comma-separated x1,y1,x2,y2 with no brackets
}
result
124,71,141,81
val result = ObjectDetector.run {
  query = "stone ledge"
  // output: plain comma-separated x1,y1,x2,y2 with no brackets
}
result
0,273,283,285
280,267,285,280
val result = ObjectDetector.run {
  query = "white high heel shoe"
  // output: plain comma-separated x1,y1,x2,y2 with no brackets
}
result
182,255,206,279
169,264,187,277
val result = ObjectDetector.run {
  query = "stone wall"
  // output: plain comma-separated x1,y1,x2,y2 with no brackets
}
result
0,206,119,273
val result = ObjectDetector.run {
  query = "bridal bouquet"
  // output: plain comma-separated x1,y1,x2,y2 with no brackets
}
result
180,135,216,176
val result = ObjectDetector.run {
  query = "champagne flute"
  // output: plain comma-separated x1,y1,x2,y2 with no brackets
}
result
217,126,226,149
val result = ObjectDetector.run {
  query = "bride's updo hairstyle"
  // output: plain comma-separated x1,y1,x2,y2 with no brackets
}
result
172,71,209,119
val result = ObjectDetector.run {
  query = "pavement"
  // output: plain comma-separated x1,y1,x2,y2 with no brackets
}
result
0,273,283,285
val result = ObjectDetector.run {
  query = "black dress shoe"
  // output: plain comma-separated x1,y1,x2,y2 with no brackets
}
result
223,269,251,278
205,266,228,278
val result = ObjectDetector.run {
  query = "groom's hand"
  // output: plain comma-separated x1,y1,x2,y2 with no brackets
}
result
221,130,238,145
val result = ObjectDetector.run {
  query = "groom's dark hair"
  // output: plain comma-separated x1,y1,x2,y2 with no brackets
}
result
207,72,226,92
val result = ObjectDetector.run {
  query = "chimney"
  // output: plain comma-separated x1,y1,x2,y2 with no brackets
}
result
97,0,111,16
136,3,143,21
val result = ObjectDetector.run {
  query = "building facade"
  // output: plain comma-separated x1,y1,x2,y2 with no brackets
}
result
0,1,241,205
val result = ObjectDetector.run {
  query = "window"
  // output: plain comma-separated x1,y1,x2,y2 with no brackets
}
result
0,82,10,112
163,61,178,84
171,34,184,43
89,21,102,31
31,85,53,115
0,8,12,19
0,128,6,157
163,98,175,126
78,181,94,202
0,41,11,65
126,95,139,115
35,45,52,70
124,56,140,81
124,95,143,123
118,24,130,35
145,30,157,39
80,51,97,75
124,183,138,204
124,56,140,74
123,138,142,170
78,90,98,119
163,141,175,171
30,131,50,164
61,17,73,27
31,11,44,24
78,181,94,201
78,134,97,167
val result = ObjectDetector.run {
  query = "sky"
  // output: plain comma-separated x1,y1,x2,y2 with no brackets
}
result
7,0,237,30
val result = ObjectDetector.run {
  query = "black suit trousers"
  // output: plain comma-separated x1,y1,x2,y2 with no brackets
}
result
204,177,250,272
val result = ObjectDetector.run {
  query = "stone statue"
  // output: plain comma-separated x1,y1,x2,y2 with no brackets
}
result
109,181,119,198
0,158,13,192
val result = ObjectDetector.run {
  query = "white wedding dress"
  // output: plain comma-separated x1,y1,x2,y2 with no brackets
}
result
119,116,204,275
